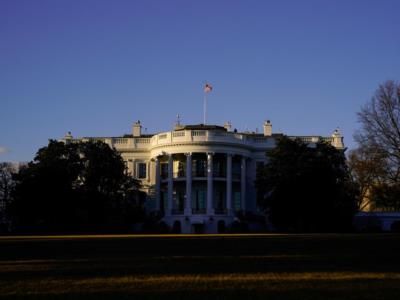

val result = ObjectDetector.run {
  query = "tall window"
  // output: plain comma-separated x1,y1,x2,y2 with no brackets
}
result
232,161,241,180
233,191,241,211
173,161,186,178
173,187,185,212
213,159,226,177
137,162,147,179
161,163,168,179
193,159,206,177
213,183,225,212
192,186,206,212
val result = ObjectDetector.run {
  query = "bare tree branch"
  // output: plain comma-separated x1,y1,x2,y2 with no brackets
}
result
352,81,400,210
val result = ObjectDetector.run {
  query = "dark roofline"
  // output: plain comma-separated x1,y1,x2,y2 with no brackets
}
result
235,132,283,137
122,134,154,138
175,124,227,131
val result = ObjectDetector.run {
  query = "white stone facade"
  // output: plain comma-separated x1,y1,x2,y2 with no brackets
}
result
62,121,344,233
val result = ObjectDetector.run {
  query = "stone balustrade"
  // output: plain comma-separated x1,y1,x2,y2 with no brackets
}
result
65,130,339,151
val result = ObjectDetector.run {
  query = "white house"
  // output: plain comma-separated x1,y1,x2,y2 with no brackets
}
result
62,120,344,233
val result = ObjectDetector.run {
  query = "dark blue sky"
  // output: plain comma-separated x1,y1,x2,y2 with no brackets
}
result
1,0,400,161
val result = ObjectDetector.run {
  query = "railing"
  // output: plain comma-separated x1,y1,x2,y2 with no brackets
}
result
71,130,335,151
289,136,321,143
233,133,244,140
213,131,229,137
136,138,151,143
321,137,333,143
113,138,128,144
173,131,185,137
88,138,106,143
192,130,206,137
148,129,260,148
251,137,269,143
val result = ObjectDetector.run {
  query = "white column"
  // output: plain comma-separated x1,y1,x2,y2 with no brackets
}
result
167,154,173,216
129,160,134,177
226,153,232,215
147,161,151,183
132,159,137,177
185,153,192,215
207,152,214,215
155,157,161,212
241,156,246,212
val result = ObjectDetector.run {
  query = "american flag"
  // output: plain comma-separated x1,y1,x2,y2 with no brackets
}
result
204,83,213,93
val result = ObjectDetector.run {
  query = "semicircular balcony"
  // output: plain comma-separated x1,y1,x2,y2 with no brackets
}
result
155,152,247,217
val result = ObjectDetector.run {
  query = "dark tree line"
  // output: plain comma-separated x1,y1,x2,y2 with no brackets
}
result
256,137,357,232
0,163,14,209
6,140,145,233
0,162,15,232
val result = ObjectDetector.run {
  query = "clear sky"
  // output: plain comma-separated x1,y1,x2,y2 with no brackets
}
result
1,0,399,162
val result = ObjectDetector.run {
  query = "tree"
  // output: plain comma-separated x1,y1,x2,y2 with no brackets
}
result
347,147,387,210
256,137,357,232
0,163,15,208
351,80,400,210
76,140,145,226
0,163,16,230
9,140,144,232
10,141,82,230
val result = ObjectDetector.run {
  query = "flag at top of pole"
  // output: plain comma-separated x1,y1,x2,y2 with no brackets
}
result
203,82,212,124
204,83,213,93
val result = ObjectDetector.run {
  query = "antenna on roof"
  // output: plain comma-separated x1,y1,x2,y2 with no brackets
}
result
174,114,184,130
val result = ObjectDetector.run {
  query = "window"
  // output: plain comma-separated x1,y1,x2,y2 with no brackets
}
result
233,191,241,211
192,184,206,213
213,159,226,177
173,160,186,178
161,163,168,179
193,159,207,177
137,162,147,179
232,161,241,180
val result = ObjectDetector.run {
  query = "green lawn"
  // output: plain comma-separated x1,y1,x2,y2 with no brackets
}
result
1,234,400,299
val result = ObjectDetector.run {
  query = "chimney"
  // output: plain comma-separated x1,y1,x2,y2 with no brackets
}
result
63,131,73,144
64,131,73,140
263,120,272,136
224,121,232,132
132,120,142,137
331,128,344,149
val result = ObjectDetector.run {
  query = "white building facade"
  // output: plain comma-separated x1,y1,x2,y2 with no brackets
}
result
62,120,344,233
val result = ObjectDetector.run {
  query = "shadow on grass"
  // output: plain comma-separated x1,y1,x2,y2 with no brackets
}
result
1,234,400,299
1,279,400,300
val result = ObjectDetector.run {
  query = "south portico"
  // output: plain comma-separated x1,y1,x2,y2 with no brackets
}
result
151,150,249,233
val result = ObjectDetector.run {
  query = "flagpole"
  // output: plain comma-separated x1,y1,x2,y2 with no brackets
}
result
203,92,207,124
203,82,212,124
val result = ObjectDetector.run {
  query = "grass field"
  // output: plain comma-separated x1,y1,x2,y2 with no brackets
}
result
1,234,400,299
